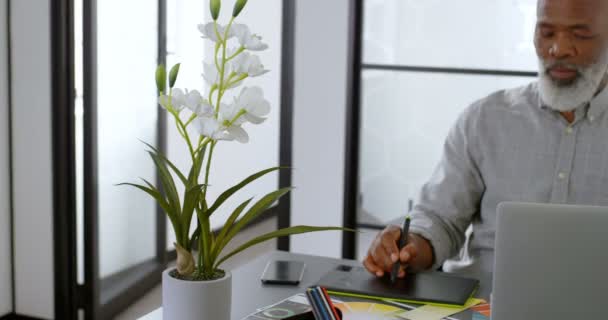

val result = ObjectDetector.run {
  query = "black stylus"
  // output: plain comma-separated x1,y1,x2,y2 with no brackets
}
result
391,216,410,284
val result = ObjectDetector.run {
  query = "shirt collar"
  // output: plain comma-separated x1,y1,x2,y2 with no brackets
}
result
588,83,608,122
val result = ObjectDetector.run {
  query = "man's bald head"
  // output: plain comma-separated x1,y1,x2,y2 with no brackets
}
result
537,0,608,22
535,0,608,71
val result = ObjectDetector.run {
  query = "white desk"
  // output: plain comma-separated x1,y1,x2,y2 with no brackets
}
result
140,250,491,319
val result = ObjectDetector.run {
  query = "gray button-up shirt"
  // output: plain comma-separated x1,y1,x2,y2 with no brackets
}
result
409,81,608,276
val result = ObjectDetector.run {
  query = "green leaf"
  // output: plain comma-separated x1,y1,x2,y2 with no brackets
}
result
182,148,207,238
215,226,354,268
169,63,180,88
148,151,181,217
186,184,207,193
181,183,206,243
187,145,207,186
206,167,286,217
140,178,157,192
155,64,166,94
195,207,213,272
117,182,182,243
215,188,291,257
210,0,221,20
211,197,253,261
139,139,188,185
189,221,201,251
232,0,247,17
117,182,166,212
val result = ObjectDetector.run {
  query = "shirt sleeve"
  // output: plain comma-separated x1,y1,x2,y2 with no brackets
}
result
408,103,485,271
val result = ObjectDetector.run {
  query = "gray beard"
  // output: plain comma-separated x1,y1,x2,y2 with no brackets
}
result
538,54,608,112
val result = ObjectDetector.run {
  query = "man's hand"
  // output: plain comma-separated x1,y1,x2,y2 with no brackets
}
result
363,225,434,278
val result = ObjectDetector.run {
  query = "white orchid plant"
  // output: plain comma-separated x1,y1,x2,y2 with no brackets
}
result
121,0,347,281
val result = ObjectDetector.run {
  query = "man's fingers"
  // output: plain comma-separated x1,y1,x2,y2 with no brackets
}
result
370,242,390,271
364,226,405,277
381,225,402,242
376,245,395,271
381,232,400,263
363,255,384,277
400,243,417,263
379,225,402,263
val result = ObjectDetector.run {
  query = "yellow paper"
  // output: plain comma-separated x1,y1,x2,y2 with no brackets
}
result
395,298,484,320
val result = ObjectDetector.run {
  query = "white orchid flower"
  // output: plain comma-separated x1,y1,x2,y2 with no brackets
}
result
218,86,270,126
202,61,241,89
193,117,231,141
219,100,246,126
231,52,269,77
197,22,235,43
225,125,249,143
158,88,186,112
231,24,268,51
233,86,270,124
193,112,249,143
184,90,214,117
202,62,219,87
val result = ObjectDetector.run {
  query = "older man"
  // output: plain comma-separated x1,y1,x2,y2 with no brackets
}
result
364,0,608,279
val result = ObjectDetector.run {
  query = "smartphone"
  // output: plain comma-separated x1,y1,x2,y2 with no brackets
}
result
260,260,306,285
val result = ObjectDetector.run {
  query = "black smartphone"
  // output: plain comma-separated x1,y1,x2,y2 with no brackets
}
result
260,260,306,285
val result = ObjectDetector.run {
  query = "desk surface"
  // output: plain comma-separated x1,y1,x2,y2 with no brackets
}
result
140,250,492,320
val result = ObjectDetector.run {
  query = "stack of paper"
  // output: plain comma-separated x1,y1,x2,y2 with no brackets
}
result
393,298,485,320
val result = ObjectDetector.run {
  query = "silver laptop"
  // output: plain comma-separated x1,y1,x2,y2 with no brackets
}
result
493,202,608,320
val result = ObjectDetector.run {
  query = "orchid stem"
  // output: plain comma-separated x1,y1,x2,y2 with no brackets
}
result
215,17,235,115
199,141,216,274
226,46,245,61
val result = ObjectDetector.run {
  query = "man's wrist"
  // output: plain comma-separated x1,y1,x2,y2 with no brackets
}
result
410,233,435,271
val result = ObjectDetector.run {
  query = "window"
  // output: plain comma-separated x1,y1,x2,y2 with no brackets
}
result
344,0,539,259
53,0,294,318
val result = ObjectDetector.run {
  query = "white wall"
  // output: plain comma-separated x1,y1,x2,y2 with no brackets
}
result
10,0,54,318
0,0,13,316
290,0,350,258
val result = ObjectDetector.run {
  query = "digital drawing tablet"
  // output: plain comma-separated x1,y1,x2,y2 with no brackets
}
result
317,265,478,307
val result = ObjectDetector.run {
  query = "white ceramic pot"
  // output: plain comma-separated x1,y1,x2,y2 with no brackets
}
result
162,269,232,320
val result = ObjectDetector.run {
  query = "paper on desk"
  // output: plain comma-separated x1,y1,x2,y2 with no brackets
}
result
395,298,484,320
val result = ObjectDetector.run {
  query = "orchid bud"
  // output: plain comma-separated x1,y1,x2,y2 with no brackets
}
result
169,63,180,88
210,0,221,20
232,0,248,17
155,64,166,94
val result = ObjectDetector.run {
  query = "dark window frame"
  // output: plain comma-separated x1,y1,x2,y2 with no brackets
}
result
342,0,539,259
51,0,295,319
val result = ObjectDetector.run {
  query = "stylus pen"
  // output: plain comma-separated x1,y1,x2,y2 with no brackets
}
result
391,216,411,284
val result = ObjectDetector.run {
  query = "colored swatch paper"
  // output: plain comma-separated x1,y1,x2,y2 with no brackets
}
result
333,301,404,319
395,298,484,320
470,302,491,319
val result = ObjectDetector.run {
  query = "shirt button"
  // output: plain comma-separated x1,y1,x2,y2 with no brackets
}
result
558,172,567,180
589,116,595,122
566,127,573,134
